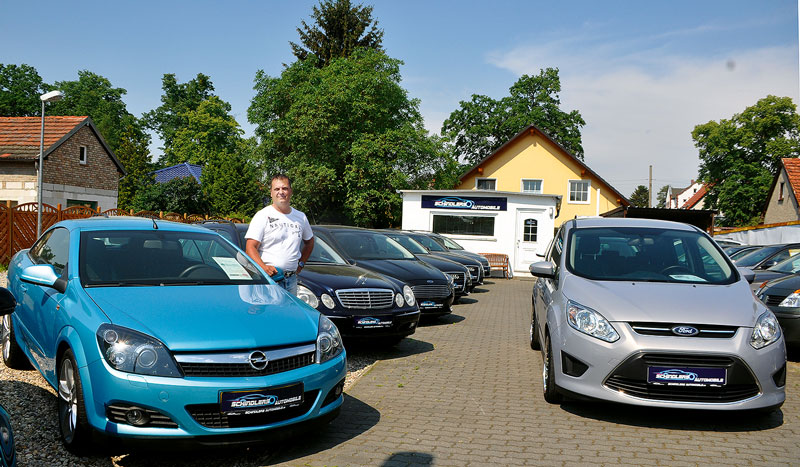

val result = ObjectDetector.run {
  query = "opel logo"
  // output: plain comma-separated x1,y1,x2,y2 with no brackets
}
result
249,351,269,370
671,326,699,337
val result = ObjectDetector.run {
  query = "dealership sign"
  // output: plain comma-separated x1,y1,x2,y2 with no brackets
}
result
422,195,507,211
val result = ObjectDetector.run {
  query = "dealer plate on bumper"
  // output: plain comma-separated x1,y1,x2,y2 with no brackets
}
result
354,316,393,329
647,367,726,387
220,383,304,415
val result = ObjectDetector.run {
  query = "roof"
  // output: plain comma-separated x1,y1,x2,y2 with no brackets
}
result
0,116,126,174
681,183,709,209
572,215,699,231
782,158,800,200
152,163,203,183
457,124,630,206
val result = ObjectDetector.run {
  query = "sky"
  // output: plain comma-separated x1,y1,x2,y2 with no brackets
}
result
2,0,798,200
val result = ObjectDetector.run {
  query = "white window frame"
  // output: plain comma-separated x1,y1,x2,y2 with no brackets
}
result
79,146,87,165
521,179,543,193
475,178,496,190
568,179,591,204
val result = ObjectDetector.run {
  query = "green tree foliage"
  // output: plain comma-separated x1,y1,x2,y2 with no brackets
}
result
143,73,215,162
442,68,585,167
694,95,800,226
47,71,138,153
656,185,669,208
201,139,266,217
131,176,210,214
290,0,383,67
170,96,244,166
116,122,155,210
629,185,650,207
0,63,46,116
248,49,456,226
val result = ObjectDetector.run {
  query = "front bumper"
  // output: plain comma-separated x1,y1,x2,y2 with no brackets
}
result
327,309,420,340
550,322,786,410
80,351,346,440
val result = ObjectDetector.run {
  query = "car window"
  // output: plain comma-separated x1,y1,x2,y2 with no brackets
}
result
440,236,465,250
79,230,268,287
332,231,415,260
566,226,735,284
735,246,781,267
388,235,428,255
767,254,800,273
411,234,447,252
765,249,800,268
29,227,70,276
308,237,348,264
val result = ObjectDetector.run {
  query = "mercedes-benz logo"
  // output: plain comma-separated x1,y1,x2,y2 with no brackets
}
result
249,351,269,370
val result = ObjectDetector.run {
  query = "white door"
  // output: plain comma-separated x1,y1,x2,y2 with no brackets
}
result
515,209,545,272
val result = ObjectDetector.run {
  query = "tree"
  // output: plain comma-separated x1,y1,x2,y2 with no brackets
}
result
0,63,46,116
116,121,154,210
656,185,669,208
442,68,585,166
248,49,456,226
290,0,383,67
694,95,800,226
131,176,209,214
629,185,650,207
169,96,244,167
201,139,266,217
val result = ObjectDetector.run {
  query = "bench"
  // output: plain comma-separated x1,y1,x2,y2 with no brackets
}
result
479,253,511,279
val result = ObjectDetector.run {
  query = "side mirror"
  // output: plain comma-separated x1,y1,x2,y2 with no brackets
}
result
0,288,16,316
529,261,556,279
20,265,67,294
737,267,755,284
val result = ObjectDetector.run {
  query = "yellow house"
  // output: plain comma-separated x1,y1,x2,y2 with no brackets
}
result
456,124,630,227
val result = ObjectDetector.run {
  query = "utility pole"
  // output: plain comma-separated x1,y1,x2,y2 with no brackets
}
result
648,165,653,208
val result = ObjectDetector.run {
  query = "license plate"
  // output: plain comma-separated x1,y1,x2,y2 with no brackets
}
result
354,317,392,329
647,367,726,387
220,383,304,415
420,301,441,308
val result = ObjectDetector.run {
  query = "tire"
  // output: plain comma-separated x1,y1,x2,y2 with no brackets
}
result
58,350,91,455
542,333,562,404
2,314,31,370
529,301,540,350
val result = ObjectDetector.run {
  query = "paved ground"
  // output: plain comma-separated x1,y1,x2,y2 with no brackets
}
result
3,278,800,466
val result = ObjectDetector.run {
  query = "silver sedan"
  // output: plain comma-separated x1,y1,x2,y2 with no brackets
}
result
529,217,786,411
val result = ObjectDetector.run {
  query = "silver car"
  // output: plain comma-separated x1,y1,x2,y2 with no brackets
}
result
529,217,786,411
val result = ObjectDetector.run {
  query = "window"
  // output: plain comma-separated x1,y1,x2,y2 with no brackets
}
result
779,182,785,202
79,146,87,165
433,215,494,236
476,178,496,190
29,227,70,276
521,179,543,193
67,199,97,210
569,180,590,203
523,219,538,242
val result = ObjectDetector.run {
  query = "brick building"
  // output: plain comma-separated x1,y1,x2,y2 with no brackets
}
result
0,116,126,210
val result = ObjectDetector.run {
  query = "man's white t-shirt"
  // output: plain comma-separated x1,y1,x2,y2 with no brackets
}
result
245,205,313,271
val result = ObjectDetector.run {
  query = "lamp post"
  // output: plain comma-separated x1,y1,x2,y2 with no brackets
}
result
37,90,64,238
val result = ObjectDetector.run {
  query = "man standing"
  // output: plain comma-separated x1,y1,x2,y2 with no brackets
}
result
245,174,314,295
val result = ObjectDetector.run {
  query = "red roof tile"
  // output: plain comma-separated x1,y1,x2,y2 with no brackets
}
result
0,116,87,159
681,183,709,209
782,158,800,201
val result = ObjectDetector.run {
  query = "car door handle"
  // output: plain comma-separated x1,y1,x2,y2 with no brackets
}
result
19,285,27,293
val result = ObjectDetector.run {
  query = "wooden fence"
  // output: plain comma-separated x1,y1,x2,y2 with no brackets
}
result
0,202,242,264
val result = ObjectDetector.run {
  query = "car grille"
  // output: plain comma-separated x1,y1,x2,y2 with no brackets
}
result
466,265,480,280
335,288,394,309
448,272,466,292
628,322,739,339
186,390,318,428
762,294,787,307
412,284,452,299
106,404,179,428
175,345,316,377
604,353,760,403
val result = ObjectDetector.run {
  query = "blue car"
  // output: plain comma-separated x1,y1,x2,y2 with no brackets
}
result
1,217,346,452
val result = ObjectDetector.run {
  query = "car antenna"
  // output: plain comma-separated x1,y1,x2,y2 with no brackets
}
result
152,218,158,230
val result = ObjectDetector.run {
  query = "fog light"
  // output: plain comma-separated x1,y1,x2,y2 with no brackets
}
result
125,408,149,426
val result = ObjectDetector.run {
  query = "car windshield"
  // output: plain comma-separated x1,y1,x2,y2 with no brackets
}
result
410,234,447,252
387,235,428,255
734,245,782,267
331,231,415,260
566,227,736,284
766,253,800,273
728,246,760,260
79,230,268,287
439,236,465,250
308,237,348,264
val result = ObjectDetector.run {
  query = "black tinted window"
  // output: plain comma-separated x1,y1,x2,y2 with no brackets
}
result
30,227,70,275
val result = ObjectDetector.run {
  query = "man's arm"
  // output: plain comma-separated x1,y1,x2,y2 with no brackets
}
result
297,237,315,273
246,239,277,276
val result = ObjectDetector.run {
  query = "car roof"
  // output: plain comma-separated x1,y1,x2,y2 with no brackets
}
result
568,217,699,231
52,216,212,233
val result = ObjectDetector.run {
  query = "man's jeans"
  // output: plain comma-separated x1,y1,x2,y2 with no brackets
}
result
278,273,298,296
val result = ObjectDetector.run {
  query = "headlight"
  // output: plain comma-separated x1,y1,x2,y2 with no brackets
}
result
403,285,415,306
750,310,782,349
321,293,336,309
566,300,619,342
297,285,319,308
778,290,800,308
317,315,343,364
96,324,181,377
395,292,404,307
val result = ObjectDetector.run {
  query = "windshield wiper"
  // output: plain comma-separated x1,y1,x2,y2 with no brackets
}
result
84,282,153,287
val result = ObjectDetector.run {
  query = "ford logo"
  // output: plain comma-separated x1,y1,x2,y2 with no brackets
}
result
671,325,699,337
249,350,269,370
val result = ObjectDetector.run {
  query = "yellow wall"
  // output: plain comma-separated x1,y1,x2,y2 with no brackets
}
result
455,131,623,227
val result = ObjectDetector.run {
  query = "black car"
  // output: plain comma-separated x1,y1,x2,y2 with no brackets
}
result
734,243,800,270
726,245,763,261
0,288,16,467
313,226,455,317
379,230,472,300
193,219,250,249
400,231,483,289
756,273,800,347
411,231,491,279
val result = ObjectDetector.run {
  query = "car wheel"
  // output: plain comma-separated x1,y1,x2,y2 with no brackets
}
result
58,350,91,454
529,302,540,350
2,314,31,370
0,404,16,467
542,333,562,404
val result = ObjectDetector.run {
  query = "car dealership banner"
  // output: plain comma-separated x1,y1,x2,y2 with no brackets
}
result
421,195,507,211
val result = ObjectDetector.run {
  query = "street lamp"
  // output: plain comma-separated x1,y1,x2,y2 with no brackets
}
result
37,90,64,238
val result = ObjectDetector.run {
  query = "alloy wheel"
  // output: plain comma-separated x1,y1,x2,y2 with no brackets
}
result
1,316,10,362
58,358,78,441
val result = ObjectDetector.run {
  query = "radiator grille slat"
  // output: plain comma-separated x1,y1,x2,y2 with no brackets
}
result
335,288,394,309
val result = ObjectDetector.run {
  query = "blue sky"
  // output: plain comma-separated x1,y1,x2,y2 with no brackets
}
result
2,0,798,198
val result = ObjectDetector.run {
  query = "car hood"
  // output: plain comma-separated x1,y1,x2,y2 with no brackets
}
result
353,259,445,283
753,270,789,287
299,264,398,292
760,273,800,296
562,275,761,326
416,254,465,273
85,284,319,351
